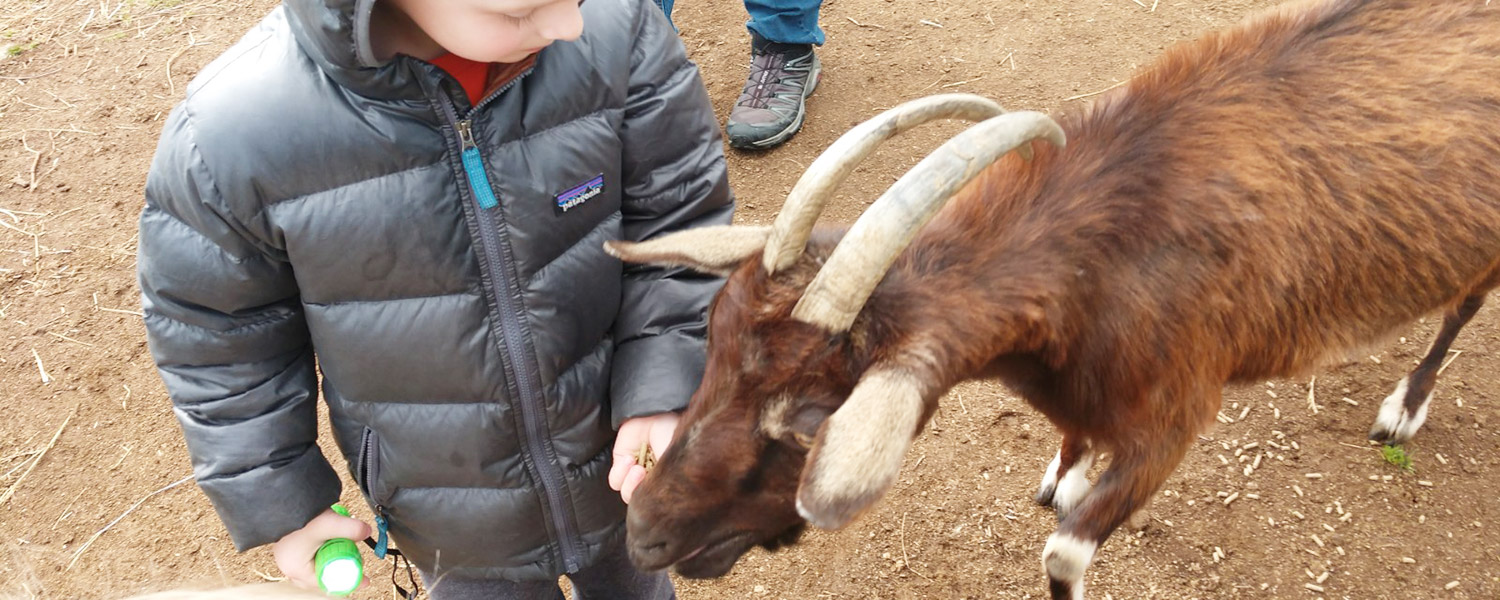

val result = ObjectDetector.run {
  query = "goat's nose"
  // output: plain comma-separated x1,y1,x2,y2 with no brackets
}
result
626,508,662,549
625,507,674,569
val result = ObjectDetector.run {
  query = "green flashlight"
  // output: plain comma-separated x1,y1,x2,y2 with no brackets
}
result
314,504,364,596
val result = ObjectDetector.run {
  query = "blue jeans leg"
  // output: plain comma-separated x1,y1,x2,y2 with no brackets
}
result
421,536,674,600
651,0,674,23
744,0,824,45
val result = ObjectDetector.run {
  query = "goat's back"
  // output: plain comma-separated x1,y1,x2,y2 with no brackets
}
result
929,0,1500,391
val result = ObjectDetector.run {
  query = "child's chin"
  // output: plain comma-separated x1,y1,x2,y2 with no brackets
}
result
492,47,546,63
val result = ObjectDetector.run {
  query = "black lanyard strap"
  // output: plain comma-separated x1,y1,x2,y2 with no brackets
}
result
361,537,421,599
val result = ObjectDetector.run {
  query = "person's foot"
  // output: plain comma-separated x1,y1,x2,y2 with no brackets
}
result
725,38,821,150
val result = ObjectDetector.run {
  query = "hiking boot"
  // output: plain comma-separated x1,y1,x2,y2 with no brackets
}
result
725,39,821,150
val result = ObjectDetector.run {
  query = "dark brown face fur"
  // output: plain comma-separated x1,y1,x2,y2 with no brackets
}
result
625,237,868,578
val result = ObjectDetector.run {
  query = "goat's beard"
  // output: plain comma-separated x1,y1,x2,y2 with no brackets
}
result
672,522,808,579
759,521,807,552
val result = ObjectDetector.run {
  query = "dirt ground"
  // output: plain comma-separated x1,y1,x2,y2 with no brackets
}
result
1,0,1497,599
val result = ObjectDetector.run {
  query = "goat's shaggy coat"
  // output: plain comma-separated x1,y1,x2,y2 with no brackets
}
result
611,0,1500,598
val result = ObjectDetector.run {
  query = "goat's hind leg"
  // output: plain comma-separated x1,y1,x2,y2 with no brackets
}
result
1036,435,1093,519
1042,424,1195,600
1370,293,1485,444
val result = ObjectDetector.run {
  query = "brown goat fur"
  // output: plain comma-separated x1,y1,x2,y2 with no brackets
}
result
616,0,1500,597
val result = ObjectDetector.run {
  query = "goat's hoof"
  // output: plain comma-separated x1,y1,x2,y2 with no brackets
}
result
1036,488,1076,522
1367,414,1421,446
1367,426,1405,446
1368,377,1430,445
1048,577,1082,600
1043,533,1094,600
1036,483,1058,507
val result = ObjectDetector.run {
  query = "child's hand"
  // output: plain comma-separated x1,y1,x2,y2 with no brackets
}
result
271,507,372,590
609,412,680,504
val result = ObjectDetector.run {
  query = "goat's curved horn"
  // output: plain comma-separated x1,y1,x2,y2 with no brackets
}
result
762,94,1007,275
791,111,1066,332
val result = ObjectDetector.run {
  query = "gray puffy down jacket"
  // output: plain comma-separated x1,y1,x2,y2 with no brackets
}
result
137,0,731,580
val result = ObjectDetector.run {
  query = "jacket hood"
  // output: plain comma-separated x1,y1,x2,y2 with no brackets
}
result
283,0,428,100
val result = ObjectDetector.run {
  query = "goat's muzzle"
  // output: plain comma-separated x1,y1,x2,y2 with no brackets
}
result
626,509,764,578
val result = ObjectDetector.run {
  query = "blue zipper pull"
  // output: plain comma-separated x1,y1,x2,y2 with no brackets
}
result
373,511,390,560
456,119,500,210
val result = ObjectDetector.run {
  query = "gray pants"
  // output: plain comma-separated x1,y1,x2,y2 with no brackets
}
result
421,539,675,600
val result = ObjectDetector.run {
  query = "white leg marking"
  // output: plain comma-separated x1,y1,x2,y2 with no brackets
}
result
1372,377,1433,442
1043,532,1096,600
1053,453,1094,517
1372,377,1409,434
1401,399,1432,441
1038,451,1063,498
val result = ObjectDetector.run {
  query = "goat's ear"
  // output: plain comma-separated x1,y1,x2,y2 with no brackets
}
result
796,370,926,530
604,225,770,277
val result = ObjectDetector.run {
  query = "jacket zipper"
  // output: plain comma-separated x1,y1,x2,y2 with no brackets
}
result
434,83,586,571
358,428,392,559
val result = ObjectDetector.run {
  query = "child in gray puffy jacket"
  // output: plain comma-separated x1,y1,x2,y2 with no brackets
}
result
137,0,732,597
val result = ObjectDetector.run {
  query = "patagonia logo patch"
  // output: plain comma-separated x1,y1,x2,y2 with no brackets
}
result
555,174,604,214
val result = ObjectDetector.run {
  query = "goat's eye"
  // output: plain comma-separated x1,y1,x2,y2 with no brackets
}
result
787,403,833,450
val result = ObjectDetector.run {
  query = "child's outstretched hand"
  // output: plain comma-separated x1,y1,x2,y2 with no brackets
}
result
609,412,680,504
271,507,372,590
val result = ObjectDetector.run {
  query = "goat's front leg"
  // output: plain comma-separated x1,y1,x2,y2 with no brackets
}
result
1042,425,1195,600
1035,435,1093,519
1370,293,1485,444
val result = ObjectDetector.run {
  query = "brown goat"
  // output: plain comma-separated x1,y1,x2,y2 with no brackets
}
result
607,0,1500,598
